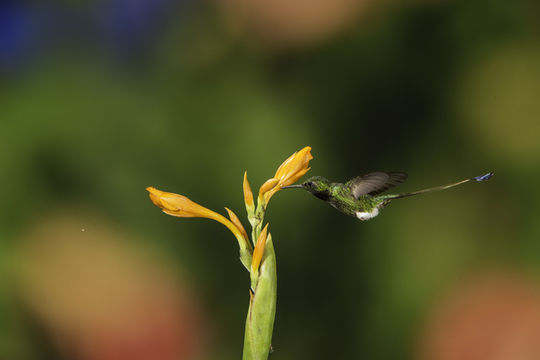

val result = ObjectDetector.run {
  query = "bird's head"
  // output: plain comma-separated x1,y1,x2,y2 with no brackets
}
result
282,176,331,200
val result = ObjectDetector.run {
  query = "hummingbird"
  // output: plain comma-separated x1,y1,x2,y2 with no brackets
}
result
282,172,493,220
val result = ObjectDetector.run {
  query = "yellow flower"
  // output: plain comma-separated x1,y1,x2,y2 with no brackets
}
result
260,146,313,202
274,146,313,184
146,187,252,252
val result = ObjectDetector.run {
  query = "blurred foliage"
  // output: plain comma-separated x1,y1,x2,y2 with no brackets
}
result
1,0,540,359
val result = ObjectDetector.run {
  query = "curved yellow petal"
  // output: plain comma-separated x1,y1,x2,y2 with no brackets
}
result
281,166,310,187
274,151,297,179
258,178,279,197
243,171,255,210
251,224,269,273
225,207,249,242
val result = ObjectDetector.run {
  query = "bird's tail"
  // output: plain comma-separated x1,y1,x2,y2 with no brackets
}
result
384,172,493,200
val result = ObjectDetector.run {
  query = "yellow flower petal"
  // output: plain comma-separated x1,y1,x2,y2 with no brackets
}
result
251,224,269,273
274,151,297,179
258,178,280,197
281,166,310,187
148,190,163,208
147,187,206,217
243,171,255,210
225,207,249,241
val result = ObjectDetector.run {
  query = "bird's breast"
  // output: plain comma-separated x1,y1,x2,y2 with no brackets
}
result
355,207,380,221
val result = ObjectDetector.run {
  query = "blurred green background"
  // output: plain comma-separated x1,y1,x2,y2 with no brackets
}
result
1,0,540,359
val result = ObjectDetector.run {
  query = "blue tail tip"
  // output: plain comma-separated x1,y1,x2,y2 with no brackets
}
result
474,172,494,182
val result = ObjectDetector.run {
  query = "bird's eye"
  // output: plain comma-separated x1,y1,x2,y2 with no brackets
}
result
306,182,313,187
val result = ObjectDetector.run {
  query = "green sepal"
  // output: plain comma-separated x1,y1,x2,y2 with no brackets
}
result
242,234,277,360
240,248,253,272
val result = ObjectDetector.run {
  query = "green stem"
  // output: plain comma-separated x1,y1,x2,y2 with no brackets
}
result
243,235,277,360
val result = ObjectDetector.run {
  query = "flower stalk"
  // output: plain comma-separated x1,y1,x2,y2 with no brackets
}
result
146,146,312,360
243,234,277,360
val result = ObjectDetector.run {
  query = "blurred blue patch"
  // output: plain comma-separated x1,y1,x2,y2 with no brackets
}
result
0,2,34,70
98,0,181,59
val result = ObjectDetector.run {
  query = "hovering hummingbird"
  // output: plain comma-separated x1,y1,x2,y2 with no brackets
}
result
282,172,493,220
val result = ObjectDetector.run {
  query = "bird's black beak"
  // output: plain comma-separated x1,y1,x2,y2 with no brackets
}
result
281,184,303,189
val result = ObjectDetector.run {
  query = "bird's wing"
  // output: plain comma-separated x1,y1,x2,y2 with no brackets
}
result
347,172,408,198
